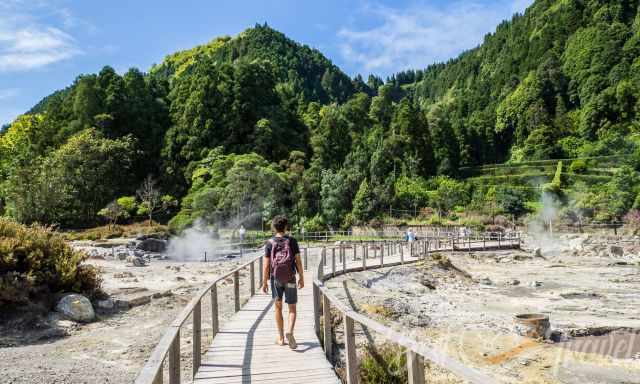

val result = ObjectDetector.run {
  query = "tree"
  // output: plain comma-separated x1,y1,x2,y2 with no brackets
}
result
136,176,177,226
98,201,124,229
429,177,468,217
352,179,376,223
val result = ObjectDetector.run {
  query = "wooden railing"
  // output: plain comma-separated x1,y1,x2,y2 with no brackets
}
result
312,235,520,384
134,247,309,384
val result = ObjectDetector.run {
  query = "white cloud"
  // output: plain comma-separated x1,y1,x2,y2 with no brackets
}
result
338,0,534,75
0,1,82,72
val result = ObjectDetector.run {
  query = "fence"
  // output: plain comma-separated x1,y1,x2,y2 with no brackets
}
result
312,234,520,384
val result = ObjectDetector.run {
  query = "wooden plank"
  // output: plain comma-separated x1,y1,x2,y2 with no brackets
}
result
344,315,358,384
193,301,202,377
322,293,332,361
407,350,425,384
169,329,180,384
233,271,240,312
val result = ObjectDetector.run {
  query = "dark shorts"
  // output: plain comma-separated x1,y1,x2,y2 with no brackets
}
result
270,277,298,304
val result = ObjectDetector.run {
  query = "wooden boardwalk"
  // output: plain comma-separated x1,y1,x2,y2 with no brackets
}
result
194,285,340,383
137,236,520,384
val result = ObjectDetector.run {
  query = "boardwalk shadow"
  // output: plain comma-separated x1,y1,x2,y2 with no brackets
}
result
241,299,275,380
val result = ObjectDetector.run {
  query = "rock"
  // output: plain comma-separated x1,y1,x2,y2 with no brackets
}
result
117,252,129,261
530,281,544,288
533,248,543,257
96,298,115,311
479,277,493,286
113,271,134,278
132,257,146,267
508,279,521,286
55,294,95,322
137,238,167,252
176,276,186,281
609,245,624,257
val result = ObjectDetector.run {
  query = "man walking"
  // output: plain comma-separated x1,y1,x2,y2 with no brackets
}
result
262,215,304,349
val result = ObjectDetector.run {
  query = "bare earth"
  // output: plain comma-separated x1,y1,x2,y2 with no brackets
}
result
0,246,261,384
325,235,640,383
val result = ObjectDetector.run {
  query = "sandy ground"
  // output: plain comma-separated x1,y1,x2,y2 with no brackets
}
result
0,246,265,384
325,236,640,383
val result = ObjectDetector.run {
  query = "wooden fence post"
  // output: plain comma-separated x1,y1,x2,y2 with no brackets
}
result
322,294,332,361
250,261,255,297
406,350,425,384
344,315,358,384
233,271,240,312
400,242,404,264
304,248,308,271
313,284,321,335
342,246,347,274
258,256,263,287
331,248,336,277
169,329,180,384
192,301,201,377
380,242,384,267
362,244,367,270
211,284,219,337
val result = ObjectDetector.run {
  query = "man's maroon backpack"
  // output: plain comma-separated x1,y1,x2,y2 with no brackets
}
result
268,238,294,284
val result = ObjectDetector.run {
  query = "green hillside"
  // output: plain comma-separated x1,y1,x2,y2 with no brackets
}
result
3,2,640,230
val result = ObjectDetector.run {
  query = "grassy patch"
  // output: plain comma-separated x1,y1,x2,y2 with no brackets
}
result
360,343,408,384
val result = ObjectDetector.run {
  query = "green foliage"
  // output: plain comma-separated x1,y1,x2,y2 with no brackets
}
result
0,218,101,307
428,176,468,216
359,344,408,384
172,149,286,230
5,129,136,227
301,214,327,233
569,159,588,174
352,179,376,223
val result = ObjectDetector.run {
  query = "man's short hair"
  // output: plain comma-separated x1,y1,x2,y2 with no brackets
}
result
271,215,288,233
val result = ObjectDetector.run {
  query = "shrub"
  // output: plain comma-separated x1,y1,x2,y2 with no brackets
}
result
0,218,101,308
569,159,588,174
302,214,327,233
360,343,408,384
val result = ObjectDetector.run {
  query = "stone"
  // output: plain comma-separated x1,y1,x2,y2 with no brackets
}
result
509,279,521,286
479,277,493,286
534,248,543,257
55,294,95,322
530,281,544,288
136,238,167,252
96,298,115,311
609,245,624,257
132,257,146,267
117,252,128,261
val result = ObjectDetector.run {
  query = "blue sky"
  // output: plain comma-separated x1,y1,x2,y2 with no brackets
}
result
0,0,533,126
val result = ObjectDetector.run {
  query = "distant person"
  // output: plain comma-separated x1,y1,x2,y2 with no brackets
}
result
262,215,304,349
239,225,246,241
407,229,416,242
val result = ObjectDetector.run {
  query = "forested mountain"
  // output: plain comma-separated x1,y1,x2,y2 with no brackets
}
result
3,1,640,230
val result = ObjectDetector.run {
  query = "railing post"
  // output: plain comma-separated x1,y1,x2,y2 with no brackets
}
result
332,248,336,277
258,256,263,287
400,242,404,264
344,315,358,384
192,301,201,377
313,283,321,335
322,294,333,361
406,350,425,384
304,248,308,271
362,244,367,270
380,241,384,267
250,261,255,297
323,247,328,266
234,271,240,312
169,329,180,384
211,284,219,337
342,246,347,274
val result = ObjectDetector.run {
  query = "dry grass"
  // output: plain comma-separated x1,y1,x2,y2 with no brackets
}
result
63,221,170,241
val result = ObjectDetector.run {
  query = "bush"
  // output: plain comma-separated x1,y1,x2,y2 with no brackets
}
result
0,218,101,308
302,214,327,233
360,343,408,384
569,159,588,174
